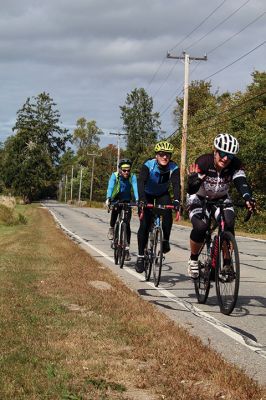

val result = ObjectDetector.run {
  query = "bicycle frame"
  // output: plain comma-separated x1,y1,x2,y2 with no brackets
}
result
194,198,241,315
109,202,136,268
141,203,177,286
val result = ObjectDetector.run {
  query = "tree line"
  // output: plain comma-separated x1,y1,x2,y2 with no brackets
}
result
0,71,265,211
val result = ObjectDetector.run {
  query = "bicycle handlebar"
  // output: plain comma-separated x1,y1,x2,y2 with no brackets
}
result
139,203,179,221
146,203,174,209
204,198,254,223
107,201,137,213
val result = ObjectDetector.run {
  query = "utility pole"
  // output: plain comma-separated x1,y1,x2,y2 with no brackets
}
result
78,166,83,202
70,165,74,202
64,174,68,203
87,153,101,205
167,51,207,208
109,132,127,171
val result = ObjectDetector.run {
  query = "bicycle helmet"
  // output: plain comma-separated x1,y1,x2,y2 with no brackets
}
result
118,158,132,169
154,141,174,153
214,133,239,155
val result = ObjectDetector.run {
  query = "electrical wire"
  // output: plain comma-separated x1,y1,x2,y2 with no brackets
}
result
207,11,266,55
147,0,227,91
186,0,251,51
167,91,265,139
191,90,266,126
168,0,227,52
202,40,266,81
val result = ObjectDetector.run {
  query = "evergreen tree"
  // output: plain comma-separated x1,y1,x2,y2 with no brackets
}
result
2,92,70,202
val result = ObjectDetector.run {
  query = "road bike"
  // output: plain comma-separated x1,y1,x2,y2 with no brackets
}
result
141,203,178,287
109,202,136,269
194,199,252,315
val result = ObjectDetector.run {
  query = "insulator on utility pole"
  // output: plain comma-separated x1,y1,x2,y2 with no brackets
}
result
167,51,207,209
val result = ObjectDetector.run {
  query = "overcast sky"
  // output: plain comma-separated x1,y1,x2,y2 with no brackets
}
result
0,0,265,148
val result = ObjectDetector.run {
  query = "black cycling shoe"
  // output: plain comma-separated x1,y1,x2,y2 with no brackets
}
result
162,240,170,254
135,257,145,273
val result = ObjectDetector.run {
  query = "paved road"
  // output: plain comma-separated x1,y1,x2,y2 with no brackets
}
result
44,201,266,385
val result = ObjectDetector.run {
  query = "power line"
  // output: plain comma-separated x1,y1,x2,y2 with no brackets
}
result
207,11,266,55
165,90,266,139
202,40,266,81
151,59,179,98
193,90,266,126
158,62,201,116
147,0,227,92
169,0,227,52
191,102,265,133
186,0,251,51
146,57,167,90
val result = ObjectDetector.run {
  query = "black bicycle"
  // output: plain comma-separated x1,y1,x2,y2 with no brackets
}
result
194,199,252,315
141,204,178,287
109,202,135,269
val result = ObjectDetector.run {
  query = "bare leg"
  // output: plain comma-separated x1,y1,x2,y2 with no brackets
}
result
190,239,203,257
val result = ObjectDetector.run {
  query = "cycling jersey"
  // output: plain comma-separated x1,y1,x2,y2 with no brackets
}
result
138,158,180,201
187,153,252,201
106,172,138,202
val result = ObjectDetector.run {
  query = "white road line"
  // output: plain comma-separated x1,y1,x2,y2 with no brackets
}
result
47,206,266,360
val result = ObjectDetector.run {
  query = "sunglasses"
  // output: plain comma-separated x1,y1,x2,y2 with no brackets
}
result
121,169,130,173
157,151,171,158
217,150,234,160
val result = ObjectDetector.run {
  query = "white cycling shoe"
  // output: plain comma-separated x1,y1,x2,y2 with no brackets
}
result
188,259,199,279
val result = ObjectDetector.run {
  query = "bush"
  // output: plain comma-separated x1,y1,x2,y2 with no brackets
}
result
235,208,266,234
0,204,27,226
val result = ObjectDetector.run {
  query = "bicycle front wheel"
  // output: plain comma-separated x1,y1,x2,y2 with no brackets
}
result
216,231,240,315
119,222,127,269
194,240,212,304
152,228,163,287
144,233,153,281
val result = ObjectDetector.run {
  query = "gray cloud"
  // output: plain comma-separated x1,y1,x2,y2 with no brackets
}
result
0,0,265,143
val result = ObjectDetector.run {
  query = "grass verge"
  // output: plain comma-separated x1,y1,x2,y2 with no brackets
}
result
0,204,265,400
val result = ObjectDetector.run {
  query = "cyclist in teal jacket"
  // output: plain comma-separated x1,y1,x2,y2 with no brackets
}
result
106,159,138,260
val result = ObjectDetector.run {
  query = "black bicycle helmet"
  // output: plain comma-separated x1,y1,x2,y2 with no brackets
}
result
118,158,132,168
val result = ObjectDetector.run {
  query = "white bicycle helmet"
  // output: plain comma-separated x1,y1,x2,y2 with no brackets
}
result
214,133,239,155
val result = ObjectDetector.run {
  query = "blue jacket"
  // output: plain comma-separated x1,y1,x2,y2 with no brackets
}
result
106,172,139,201
138,158,180,200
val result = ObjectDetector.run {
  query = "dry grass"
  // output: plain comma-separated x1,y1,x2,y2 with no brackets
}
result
0,204,265,400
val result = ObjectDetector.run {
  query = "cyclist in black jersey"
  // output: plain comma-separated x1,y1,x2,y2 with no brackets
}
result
186,133,256,279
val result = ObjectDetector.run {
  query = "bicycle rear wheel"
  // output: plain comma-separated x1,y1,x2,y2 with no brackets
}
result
216,231,240,315
114,222,120,265
152,228,163,287
194,240,212,304
119,222,127,269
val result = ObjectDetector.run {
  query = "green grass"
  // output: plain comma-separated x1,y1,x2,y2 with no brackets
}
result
0,204,265,400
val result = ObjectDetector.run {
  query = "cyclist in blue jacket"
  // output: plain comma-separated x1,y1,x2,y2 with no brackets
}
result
106,158,138,261
135,141,180,273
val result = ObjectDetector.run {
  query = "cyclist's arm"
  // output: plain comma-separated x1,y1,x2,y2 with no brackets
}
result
138,165,149,202
131,174,139,201
232,169,253,201
170,168,181,201
106,173,117,199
